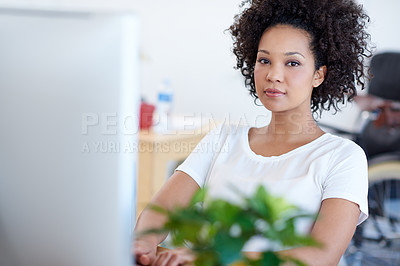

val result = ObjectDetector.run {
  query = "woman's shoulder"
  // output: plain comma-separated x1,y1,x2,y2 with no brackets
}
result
322,133,363,149
321,133,367,160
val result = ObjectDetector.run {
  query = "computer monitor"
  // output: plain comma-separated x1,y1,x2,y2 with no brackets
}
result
0,8,139,266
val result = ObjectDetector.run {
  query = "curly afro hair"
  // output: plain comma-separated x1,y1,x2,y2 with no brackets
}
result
229,0,372,114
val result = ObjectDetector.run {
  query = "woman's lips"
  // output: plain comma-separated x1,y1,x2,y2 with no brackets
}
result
264,88,285,97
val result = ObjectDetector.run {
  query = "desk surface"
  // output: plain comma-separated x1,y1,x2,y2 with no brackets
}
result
139,126,212,142
136,127,211,218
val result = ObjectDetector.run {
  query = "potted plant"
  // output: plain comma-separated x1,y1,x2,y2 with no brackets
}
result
142,186,318,265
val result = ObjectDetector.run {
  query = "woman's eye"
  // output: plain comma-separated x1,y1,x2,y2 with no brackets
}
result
258,58,270,64
287,61,300,67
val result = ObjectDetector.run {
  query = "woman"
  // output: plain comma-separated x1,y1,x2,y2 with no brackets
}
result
134,0,372,265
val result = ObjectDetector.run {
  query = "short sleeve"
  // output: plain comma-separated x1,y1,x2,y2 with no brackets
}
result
175,124,227,187
322,140,369,225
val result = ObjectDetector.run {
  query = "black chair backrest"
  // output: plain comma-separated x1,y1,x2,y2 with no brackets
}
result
361,121,400,158
368,52,400,101
359,52,400,158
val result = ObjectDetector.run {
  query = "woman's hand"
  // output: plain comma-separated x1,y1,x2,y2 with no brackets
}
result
133,171,200,265
152,247,195,266
133,238,157,265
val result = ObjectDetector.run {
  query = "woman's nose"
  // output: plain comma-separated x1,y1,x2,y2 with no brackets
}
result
266,65,284,83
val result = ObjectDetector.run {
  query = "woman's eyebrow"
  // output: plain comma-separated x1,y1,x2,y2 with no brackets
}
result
257,49,305,59
285,51,305,58
258,49,269,54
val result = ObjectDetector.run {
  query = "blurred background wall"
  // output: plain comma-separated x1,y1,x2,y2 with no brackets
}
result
3,0,399,128
136,0,400,129
136,0,260,126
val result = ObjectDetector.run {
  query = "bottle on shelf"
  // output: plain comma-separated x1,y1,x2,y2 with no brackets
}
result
153,79,174,133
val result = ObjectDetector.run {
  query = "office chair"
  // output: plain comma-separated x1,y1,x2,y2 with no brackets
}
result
343,52,400,266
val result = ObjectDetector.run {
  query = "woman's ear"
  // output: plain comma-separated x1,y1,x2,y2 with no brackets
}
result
312,65,327,88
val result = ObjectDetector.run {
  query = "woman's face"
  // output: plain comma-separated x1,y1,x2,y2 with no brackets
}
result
254,24,325,115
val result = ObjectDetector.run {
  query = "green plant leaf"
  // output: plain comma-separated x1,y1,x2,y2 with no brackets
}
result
205,199,242,226
141,185,317,266
190,188,207,206
148,204,168,214
260,251,283,266
214,232,244,265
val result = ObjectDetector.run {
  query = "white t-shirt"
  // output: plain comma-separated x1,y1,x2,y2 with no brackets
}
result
176,124,368,251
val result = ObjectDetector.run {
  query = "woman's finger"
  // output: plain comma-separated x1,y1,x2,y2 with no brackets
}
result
152,248,195,266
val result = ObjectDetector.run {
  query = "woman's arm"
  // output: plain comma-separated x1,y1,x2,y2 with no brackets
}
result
133,170,200,265
279,198,360,266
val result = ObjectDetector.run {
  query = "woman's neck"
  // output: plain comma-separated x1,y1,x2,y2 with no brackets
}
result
264,111,323,141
